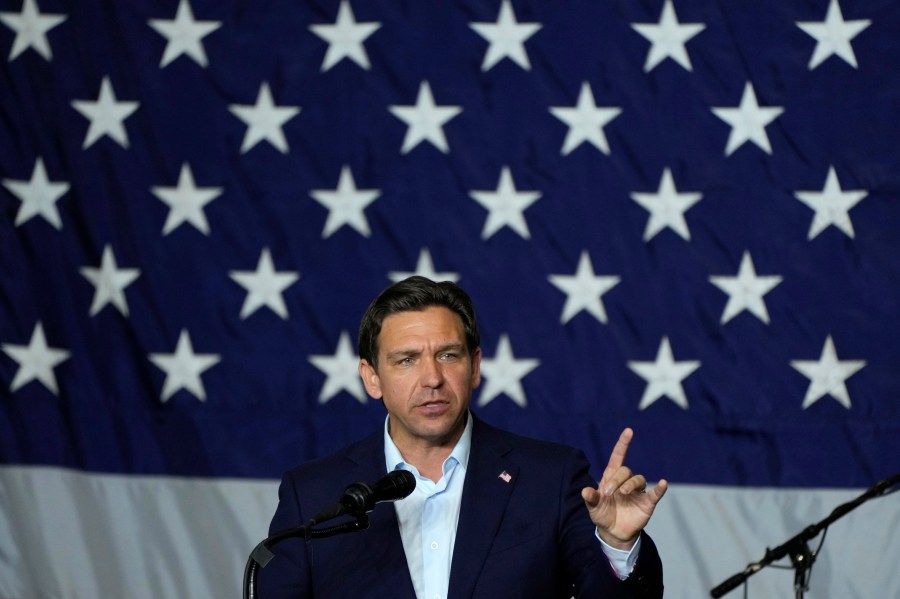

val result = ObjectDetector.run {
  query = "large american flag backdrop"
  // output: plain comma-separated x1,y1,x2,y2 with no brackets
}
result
1,0,898,597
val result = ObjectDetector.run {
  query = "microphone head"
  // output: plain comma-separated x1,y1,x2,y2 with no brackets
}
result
339,470,417,516
372,470,416,503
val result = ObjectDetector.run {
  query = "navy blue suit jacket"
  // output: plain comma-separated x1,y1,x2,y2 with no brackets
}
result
258,417,663,598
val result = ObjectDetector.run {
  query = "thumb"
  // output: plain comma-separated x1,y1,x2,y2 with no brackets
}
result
581,487,601,508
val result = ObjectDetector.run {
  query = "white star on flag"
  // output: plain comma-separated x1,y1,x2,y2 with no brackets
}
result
709,251,782,325
791,335,865,409
80,244,141,317
548,251,620,324
711,81,783,156
631,0,705,72
0,0,66,61
71,76,140,149
630,168,702,241
149,329,221,402
469,166,541,240
796,0,870,70
794,166,867,240
151,163,223,236
148,0,221,68
469,0,542,71
2,157,70,229
309,332,366,404
388,248,460,283
628,337,700,410
550,81,622,156
309,0,381,71
310,165,381,238
229,82,301,154
389,81,462,154
478,334,540,408
2,322,70,395
229,248,299,319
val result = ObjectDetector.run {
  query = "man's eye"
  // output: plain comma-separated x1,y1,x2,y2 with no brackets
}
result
398,357,413,365
439,353,458,361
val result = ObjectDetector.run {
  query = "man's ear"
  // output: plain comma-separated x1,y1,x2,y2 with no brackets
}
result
470,347,482,389
359,359,383,399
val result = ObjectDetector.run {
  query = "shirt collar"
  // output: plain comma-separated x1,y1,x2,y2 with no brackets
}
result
384,411,473,475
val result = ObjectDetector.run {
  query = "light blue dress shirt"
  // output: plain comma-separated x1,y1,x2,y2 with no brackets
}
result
384,413,638,599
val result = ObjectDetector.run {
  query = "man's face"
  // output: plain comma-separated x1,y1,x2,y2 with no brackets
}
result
359,306,481,449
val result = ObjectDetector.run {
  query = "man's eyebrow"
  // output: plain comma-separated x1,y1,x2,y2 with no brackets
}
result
384,348,420,361
436,342,466,353
384,342,465,360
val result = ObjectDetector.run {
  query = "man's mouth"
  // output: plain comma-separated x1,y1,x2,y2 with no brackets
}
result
417,399,449,410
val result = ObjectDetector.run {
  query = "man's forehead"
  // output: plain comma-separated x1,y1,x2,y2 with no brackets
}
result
378,307,466,343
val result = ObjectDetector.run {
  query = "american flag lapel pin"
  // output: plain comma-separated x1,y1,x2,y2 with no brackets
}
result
498,470,512,483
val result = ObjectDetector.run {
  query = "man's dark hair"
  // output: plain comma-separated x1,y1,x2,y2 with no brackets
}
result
358,276,480,366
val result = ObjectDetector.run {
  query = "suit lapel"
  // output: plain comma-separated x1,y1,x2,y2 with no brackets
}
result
346,434,418,599
447,419,518,599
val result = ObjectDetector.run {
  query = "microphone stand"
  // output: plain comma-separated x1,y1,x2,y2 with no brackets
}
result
710,473,900,598
242,513,369,599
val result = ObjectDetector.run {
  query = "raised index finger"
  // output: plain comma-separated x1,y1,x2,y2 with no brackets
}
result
605,427,634,474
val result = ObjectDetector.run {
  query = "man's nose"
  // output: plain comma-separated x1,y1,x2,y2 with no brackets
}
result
420,357,444,387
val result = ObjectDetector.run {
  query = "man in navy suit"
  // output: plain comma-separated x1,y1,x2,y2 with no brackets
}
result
259,276,667,598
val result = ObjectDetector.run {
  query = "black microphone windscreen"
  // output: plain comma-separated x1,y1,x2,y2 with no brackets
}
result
371,470,416,503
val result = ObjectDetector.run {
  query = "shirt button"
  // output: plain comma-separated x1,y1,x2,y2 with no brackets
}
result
430,541,438,550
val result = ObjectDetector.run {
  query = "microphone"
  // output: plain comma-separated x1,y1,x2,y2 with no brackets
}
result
243,471,416,599
311,470,417,524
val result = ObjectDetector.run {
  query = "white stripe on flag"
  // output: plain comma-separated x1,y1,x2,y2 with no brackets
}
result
0,465,276,599
1,467,897,598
